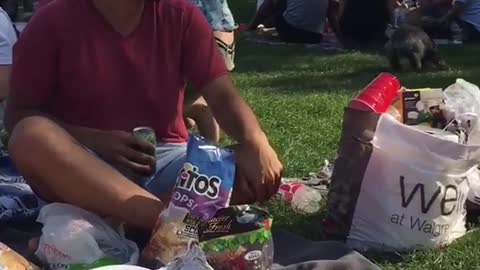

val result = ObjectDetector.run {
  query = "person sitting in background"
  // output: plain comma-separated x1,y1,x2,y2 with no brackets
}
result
183,0,237,143
190,0,236,71
0,6,17,129
420,0,453,17
387,0,459,40
338,0,390,48
426,0,480,41
248,0,341,44
416,0,456,39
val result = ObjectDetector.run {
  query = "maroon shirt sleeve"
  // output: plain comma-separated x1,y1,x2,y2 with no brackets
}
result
181,4,229,92
10,7,58,111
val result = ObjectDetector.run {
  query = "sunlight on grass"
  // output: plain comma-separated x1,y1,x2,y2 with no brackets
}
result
228,1,480,269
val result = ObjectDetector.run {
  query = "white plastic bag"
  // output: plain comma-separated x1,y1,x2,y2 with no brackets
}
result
444,79,480,121
326,109,480,251
35,203,139,270
444,79,480,115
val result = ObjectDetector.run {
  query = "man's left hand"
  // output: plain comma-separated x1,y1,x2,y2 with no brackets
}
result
233,133,283,204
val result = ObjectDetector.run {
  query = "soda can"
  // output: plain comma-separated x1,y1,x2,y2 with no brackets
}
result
133,127,156,156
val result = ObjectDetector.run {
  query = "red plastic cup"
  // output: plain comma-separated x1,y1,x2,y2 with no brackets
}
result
349,72,401,113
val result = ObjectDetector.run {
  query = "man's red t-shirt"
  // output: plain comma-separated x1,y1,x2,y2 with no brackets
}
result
11,0,228,143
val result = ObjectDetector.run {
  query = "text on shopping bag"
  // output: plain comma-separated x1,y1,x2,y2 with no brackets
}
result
389,176,466,237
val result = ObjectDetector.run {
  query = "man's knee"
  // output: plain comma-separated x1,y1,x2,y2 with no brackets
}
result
8,116,64,161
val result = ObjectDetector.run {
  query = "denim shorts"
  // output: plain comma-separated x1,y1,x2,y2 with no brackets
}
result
190,0,237,31
92,143,187,198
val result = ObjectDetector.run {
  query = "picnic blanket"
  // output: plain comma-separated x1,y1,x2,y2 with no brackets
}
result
0,227,380,270
0,151,378,269
0,149,42,225
247,27,345,52
271,229,380,270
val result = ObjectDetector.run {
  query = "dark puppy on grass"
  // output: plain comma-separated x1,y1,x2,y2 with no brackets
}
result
385,24,448,71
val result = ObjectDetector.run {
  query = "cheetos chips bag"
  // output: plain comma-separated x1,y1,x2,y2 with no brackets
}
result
143,135,235,265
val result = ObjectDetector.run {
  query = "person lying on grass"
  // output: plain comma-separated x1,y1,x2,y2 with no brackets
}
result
5,0,283,231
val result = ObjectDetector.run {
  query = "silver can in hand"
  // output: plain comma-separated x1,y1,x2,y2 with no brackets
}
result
133,127,156,156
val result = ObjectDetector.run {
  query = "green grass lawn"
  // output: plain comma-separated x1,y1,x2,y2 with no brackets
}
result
229,1,480,269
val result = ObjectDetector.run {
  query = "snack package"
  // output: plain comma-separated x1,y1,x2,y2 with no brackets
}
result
199,206,274,270
143,135,236,265
35,203,139,270
393,88,446,127
0,242,40,270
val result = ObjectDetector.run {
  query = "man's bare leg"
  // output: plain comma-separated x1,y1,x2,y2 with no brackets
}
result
8,116,163,230
184,97,220,143
214,31,234,45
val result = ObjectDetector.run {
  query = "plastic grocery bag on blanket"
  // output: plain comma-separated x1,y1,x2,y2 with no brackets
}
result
324,108,480,251
35,203,139,270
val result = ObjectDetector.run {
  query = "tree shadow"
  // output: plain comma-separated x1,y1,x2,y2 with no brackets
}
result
265,200,327,240
233,38,480,95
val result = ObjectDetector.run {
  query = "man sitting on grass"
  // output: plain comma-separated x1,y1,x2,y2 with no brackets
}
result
5,0,283,230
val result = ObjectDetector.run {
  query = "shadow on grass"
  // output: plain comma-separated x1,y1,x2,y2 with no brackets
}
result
265,200,327,240
235,28,480,94
265,199,480,266
366,250,413,265
233,33,480,95
230,0,480,96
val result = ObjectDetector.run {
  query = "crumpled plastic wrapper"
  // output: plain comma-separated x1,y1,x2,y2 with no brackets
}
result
159,243,213,270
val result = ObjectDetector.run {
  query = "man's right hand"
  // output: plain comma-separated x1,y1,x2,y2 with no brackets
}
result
87,130,156,176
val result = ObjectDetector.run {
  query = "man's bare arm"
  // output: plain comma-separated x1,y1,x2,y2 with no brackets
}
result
201,75,282,203
201,75,266,144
